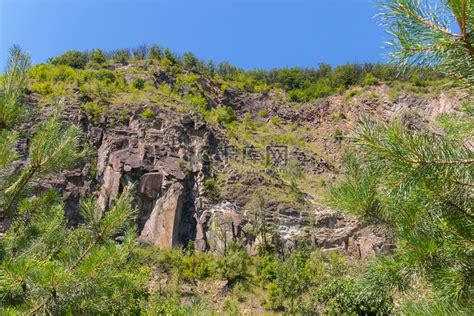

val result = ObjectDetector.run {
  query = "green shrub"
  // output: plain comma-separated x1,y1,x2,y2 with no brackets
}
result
318,279,393,315
220,82,228,92
204,178,219,199
176,73,200,89
363,73,380,86
334,128,344,141
367,92,379,100
310,80,335,99
208,106,236,125
83,101,106,120
52,50,88,69
141,295,186,315
254,83,270,93
141,108,155,119
160,57,173,71
30,64,77,83
265,282,284,311
79,69,116,83
132,78,145,90
258,108,269,117
215,246,250,284
89,49,107,64
111,49,131,64
189,94,208,112
256,255,278,282
158,83,172,95
288,89,309,102
148,44,162,60
347,89,361,98
30,82,53,95
164,48,178,65
270,117,281,125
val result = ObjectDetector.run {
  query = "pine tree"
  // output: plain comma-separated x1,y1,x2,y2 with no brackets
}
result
380,0,473,84
328,115,473,309
327,1,474,311
0,47,149,314
0,45,30,129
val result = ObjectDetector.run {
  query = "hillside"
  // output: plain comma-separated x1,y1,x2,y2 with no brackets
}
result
1,48,471,314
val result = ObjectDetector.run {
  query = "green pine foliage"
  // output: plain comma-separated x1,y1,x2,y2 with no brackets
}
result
1,110,88,219
379,0,474,85
0,186,150,314
0,47,149,314
0,45,31,129
329,1,473,312
52,50,88,69
328,114,474,310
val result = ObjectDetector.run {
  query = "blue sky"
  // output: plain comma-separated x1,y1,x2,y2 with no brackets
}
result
0,0,387,70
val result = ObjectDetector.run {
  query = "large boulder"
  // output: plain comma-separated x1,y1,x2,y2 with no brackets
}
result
139,182,185,248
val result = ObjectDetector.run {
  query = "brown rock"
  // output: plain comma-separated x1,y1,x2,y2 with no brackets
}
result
139,183,184,248
138,172,163,199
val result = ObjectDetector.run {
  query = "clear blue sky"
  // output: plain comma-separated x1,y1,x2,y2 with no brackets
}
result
0,0,387,70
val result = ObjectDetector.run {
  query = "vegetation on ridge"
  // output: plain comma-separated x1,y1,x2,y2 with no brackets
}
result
0,0,472,314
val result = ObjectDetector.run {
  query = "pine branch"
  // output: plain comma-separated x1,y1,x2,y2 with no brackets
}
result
404,158,474,165
394,1,460,38
1,166,38,220
425,185,474,221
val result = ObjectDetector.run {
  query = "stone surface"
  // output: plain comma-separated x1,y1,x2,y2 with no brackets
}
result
15,70,464,258
139,183,184,248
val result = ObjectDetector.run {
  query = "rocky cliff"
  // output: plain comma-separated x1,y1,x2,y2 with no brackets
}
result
22,61,466,259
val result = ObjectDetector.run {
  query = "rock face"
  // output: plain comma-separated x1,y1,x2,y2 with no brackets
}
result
20,83,415,258
89,109,213,249
37,105,391,257
139,182,184,248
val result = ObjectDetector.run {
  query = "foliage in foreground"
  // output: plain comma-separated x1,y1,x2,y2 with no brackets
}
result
328,111,474,312
379,0,474,85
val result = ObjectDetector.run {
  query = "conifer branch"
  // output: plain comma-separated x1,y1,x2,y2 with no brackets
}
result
394,2,460,38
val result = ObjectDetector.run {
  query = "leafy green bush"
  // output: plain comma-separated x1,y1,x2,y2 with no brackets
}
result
256,254,278,282
270,117,281,125
347,89,362,98
288,89,309,102
52,50,88,69
363,73,380,86
30,81,53,95
30,64,77,83
208,106,236,125
111,49,131,64
141,108,155,119
258,108,269,117
89,48,107,64
83,101,106,120
215,246,250,285
148,44,162,60
132,78,145,90
79,69,116,83
188,94,208,112
318,279,393,315
310,80,334,99
204,178,219,199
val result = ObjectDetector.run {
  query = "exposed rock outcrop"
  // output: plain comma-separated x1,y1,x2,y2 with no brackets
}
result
31,103,389,257
139,182,184,248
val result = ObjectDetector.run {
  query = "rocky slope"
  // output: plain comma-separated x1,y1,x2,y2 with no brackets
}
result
23,60,466,259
